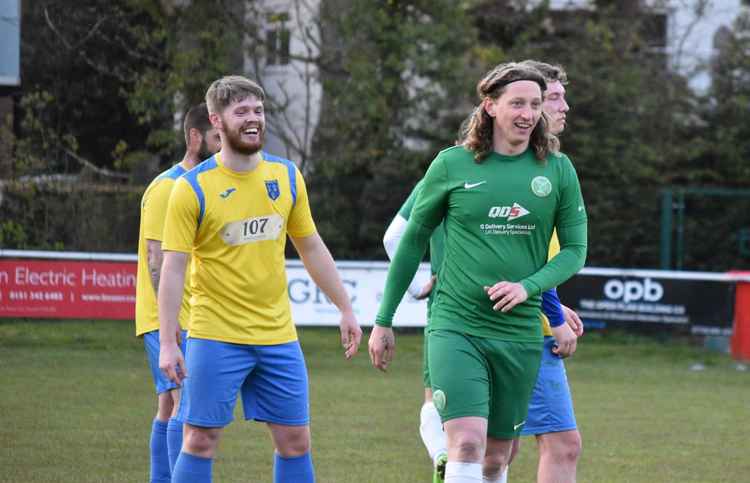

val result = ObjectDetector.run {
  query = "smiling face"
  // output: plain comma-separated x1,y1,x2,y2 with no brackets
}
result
213,95,265,156
484,80,543,151
543,80,569,135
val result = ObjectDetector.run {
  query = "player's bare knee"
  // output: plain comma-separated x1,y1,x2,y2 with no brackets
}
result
485,450,509,467
483,454,508,478
271,425,311,457
484,439,512,474
183,426,221,456
562,431,582,462
483,464,507,482
450,434,485,462
541,431,581,463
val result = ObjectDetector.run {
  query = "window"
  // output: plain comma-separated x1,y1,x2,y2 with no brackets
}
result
266,12,290,66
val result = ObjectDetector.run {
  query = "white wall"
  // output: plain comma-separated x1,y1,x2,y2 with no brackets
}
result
666,0,745,93
541,0,745,93
245,0,322,165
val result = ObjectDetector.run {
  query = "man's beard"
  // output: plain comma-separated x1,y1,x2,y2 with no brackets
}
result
224,124,264,155
198,140,214,161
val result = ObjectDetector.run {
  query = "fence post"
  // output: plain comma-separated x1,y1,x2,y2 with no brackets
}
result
660,189,673,269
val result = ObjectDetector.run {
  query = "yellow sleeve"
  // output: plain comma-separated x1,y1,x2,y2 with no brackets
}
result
548,229,561,260
541,229,562,336
286,168,317,238
142,179,174,241
162,178,200,253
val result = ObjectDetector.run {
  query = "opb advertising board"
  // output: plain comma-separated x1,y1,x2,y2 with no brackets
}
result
557,268,736,336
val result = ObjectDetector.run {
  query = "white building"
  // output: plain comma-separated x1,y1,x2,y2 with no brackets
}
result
246,0,322,168
539,0,747,92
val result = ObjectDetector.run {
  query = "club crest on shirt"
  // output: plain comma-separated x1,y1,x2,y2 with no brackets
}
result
531,176,552,197
265,179,280,200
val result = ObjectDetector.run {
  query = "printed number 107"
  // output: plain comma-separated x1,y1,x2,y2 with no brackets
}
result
243,218,268,237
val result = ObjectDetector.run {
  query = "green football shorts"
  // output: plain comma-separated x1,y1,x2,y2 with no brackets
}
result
428,328,542,439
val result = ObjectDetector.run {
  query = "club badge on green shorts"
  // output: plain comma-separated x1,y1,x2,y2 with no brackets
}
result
433,389,447,412
531,176,552,197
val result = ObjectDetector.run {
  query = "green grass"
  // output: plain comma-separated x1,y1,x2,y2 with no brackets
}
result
0,320,748,482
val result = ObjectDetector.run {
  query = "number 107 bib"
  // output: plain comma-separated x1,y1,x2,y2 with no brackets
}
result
220,214,284,246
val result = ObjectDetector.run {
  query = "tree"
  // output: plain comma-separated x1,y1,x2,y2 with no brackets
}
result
470,0,706,268
14,0,163,179
309,0,478,258
13,0,243,182
4,0,243,250
706,10,750,184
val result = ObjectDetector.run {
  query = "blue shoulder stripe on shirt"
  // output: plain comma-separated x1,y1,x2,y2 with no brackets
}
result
181,156,218,227
155,163,187,182
263,151,297,206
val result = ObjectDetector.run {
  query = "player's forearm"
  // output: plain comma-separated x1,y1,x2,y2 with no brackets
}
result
146,239,163,297
158,252,187,343
299,239,354,314
521,223,587,297
376,221,431,327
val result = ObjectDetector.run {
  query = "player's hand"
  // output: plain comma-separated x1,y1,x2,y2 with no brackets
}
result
550,322,577,358
368,325,395,372
339,310,362,360
562,304,584,337
415,275,437,300
159,341,187,385
485,281,528,312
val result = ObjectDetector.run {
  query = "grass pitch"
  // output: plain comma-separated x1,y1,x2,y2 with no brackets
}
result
0,319,748,482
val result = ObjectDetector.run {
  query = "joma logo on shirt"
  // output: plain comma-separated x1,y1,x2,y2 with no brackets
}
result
487,203,530,221
219,187,236,199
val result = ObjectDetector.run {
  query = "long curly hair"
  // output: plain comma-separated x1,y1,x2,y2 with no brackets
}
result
461,62,557,162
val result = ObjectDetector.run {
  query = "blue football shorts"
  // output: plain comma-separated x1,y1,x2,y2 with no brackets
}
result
143,329,187,395
177,338,310,428
521,336,578,436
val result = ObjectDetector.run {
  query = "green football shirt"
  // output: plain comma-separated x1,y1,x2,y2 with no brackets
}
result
377,145,587,341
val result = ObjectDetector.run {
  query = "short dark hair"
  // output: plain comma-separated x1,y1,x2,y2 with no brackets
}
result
520,60,568,85
205,75,265,115
183,102,212,145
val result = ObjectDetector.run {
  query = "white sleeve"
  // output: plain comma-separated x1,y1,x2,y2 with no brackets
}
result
383,214,427,298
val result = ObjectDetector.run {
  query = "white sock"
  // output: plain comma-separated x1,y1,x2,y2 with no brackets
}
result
420,401,448,465
484,467,508,483
445,462,483,482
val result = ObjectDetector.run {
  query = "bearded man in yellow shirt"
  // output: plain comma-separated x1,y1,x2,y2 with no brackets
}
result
158,75,362,483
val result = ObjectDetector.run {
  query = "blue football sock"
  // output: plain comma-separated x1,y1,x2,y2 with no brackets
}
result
172,452,212,483
149,419,170,483
167,418,183,473
274,452,315,483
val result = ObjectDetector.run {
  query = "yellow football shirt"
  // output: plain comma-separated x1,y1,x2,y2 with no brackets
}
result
540,229,561,336
135,163,192,336
162,152,316,345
